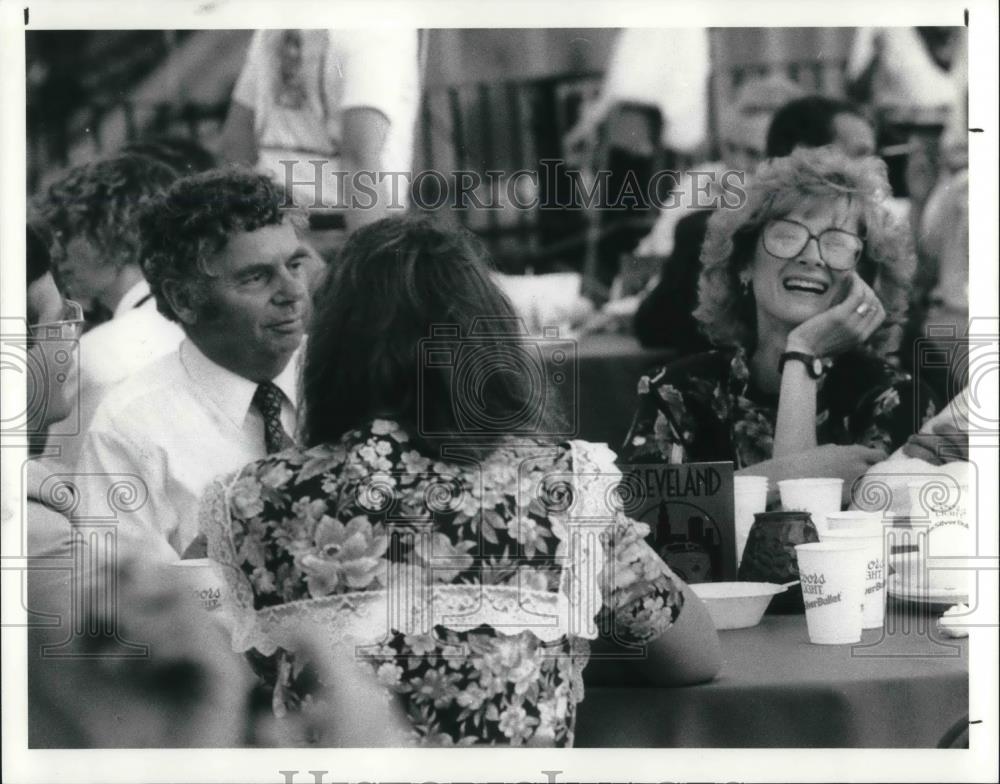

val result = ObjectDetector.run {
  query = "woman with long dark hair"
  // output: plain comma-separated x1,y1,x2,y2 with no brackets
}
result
202,217,720,746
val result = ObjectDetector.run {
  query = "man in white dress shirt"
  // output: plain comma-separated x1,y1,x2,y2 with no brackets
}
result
36,154,187,467
74,170,313,558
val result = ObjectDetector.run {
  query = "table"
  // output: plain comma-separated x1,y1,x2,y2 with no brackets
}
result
576,606,969,748
564,333,673,448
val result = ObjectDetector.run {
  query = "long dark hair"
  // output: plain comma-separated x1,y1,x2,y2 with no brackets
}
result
303,217,566,451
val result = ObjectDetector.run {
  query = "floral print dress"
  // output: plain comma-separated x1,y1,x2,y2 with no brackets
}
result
620,347,939,467
202,419,685,746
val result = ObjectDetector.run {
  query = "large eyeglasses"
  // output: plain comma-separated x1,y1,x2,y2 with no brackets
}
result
29,299,84,341
762,218,863,271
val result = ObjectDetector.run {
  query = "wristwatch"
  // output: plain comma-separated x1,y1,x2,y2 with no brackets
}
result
779,351,828,379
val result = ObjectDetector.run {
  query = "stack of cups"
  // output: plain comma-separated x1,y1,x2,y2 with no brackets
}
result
825,511,883,532
794,542,868,644
734,476,770,569
778,478,844,537
819,525,887,630
907,480,971,598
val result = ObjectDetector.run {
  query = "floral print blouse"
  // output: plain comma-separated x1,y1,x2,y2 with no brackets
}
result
621,348,938,467
205,419,685,747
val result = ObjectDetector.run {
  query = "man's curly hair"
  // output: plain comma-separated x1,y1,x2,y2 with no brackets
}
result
137,167,300,322
35,154,179,269
693,146,914,355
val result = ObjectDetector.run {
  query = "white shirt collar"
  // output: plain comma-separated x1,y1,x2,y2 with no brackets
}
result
178,338,300,428
114,279,153,317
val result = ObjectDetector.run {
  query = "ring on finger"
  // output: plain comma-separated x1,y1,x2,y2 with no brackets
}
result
856,302,869,316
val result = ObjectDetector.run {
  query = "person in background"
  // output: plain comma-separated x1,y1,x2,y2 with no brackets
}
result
73,170,312,559
765,96,877,160
219,29,419,232
846,27,967,124
634,95,877,353
896,90,970,414
21,223,216,744
22,223,84,549
564,29,712,291
20,220,148,617
633,74,806,264
27,552,409,748
35,154,197,468
34,154,180,329
202,217,721,747
622,147,938,507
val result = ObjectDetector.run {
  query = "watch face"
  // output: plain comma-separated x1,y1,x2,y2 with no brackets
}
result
812,358,824,377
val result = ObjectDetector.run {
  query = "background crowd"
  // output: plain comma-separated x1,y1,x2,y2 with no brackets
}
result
15,25,972,748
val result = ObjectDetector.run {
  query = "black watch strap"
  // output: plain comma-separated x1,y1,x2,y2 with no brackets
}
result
780,351,827,379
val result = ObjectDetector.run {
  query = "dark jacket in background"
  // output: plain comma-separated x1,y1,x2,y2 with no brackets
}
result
633,209,714,354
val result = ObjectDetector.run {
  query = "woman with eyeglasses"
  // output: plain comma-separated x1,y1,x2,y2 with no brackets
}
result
621,146,941,503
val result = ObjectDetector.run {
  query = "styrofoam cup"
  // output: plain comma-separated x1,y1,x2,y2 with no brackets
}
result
794,542,867,644
825,511,883,532
734,476,769,569
169,558,227,613
820,527,886,629
779,478,844,536
906,480,971,595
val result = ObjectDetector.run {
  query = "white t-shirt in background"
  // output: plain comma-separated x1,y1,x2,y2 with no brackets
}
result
231,29,419,207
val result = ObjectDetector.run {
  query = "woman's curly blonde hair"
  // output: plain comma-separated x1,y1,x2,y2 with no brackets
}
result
693,146,914,355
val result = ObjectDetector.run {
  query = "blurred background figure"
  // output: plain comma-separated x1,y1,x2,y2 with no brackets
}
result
22,223,83,461
27,545,409,747
563,29,711,295
27,555,252,748
219,29,420,234
632,74,805,263
846,27,967,204
32,153,189,467
846,27,970,403
846,27,967,129
34,153,179,328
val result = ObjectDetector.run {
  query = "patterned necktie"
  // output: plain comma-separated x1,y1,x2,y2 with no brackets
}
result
252,381,295,454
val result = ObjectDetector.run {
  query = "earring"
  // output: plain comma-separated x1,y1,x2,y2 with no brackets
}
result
739,274,752,297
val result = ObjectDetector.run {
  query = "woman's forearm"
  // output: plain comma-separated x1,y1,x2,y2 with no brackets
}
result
637,580,722,686
587,581,722,688
772,359,819,458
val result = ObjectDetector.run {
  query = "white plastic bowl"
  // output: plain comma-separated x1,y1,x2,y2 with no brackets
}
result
690,582,788,630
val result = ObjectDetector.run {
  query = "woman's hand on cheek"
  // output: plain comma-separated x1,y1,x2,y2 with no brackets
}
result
786,272,886,357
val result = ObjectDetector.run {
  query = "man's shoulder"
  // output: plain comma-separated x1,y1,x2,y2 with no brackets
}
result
87,350,188,434
79,307,184,387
